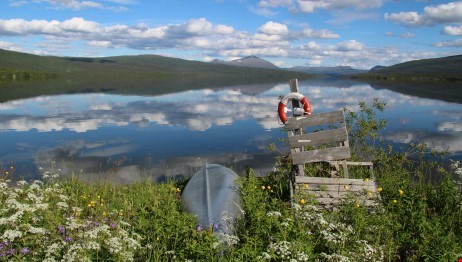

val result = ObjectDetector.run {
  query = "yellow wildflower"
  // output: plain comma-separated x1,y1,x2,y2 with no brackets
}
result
377,187,383,192
103,211,107,217
267,185,271,190
344,185,350,190
364,178,369,182
303,184,309,189
176,188,181,193
355,202,360,208
300,199,306,205
398,189,404,196
392,199,398,204
261,186,265,190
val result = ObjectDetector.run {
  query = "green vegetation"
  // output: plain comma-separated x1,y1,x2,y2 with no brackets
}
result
1,100,461,261
351,54,462,81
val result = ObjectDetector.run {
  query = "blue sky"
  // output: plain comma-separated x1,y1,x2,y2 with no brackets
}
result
1,0,461,69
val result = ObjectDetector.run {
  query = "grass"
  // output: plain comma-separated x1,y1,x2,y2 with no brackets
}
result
1,99,462,261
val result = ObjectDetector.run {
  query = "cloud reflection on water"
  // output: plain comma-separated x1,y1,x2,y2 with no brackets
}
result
0,79,461,181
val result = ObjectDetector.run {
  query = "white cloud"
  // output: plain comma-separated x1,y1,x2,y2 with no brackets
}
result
258,21,289,35
443,25,462,36
334,40,364,51
302,28,339,39
296,0,383,13
8,0,131,11
0,40,23,51
215,25,234,35
424,2,462,23
399,32,415,38
87,40,113,48
434,39,462,47
258,0,292,8
385,2,462,30
384,11,430,27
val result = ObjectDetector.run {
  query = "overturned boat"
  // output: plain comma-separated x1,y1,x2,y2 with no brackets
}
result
181,164,242,235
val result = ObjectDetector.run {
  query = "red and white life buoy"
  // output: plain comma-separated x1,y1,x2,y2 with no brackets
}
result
277,92,312,124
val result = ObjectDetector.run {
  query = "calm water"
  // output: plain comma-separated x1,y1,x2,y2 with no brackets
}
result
1,79,461,183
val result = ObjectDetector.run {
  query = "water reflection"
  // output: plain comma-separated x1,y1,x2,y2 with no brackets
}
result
0,79,461,182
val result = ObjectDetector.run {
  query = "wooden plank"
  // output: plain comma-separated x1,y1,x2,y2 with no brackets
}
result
329,161,373,166
295,176,377,186
292,146,351,165
301,190,378,199
285,110,345,130
288,128,348,148
315,198,379,206
296,184,378,192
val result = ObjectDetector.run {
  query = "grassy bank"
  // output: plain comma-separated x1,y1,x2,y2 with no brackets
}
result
1,100,461,261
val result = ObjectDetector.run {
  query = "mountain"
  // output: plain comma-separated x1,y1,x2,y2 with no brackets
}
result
351,54,462,81
290,66,367,76
210,56,279,69
0,49,311,81
370,65,386,72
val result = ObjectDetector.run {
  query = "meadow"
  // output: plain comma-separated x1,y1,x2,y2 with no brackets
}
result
1,99,461,261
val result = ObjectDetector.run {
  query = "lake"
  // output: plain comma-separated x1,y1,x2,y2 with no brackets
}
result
1,78,461,183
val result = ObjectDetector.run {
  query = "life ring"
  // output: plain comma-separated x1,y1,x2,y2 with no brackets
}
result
277,92,312,124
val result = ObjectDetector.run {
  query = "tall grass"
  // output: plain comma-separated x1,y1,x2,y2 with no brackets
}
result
1,99,461,261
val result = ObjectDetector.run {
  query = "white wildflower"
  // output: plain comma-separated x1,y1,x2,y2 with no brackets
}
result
17,180,28,186
267,211,282,217
28,225,47,235
56,202,68,210
3,229,23,241
85,241,101,251
105,237,123,254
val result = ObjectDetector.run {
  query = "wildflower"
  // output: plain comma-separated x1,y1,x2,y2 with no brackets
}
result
267,185,271,190
213,223,220,231
58,226,65,234
64,236,73,242
364,178,369,182
176,188,181,193
21,247,30,255
398,189,404,195
303,184,309,188
377,187,383,192
300,198,306,205
344,185,350,190
261,185,265,190
102,211,107,217
110,221,117,229
355,202,360,208
392,199,398,204
197,224,203,232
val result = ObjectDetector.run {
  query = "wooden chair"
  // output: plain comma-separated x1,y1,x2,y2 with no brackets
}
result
285,109,380,207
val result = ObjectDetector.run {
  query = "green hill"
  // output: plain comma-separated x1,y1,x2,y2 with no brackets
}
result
0,49,313,81
351,54,462,81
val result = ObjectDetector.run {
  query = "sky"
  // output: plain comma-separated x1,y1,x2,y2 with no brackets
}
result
0,0,462,69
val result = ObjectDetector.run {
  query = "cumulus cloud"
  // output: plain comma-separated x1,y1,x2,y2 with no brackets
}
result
424,2,462,23
384,11,430,27
334,40,364,51
258,21,289,35
385,2,462,31
443,25,462,36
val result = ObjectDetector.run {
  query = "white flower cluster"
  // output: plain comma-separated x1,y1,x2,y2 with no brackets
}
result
257,240,309,261
0,177,143,261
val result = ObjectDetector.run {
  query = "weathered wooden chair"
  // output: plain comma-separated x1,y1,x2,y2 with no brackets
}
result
285,109,380,207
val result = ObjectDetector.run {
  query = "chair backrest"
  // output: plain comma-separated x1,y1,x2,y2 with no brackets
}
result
285,110,351,165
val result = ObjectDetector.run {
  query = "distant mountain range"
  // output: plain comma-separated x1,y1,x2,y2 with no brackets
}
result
1,48,461,82
211,55,279,69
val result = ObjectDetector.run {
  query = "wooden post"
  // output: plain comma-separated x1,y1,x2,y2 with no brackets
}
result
288,79,305,177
